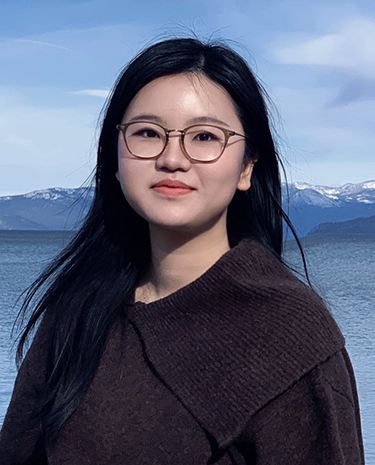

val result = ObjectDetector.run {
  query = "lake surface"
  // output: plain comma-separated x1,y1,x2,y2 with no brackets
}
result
0,231,374,462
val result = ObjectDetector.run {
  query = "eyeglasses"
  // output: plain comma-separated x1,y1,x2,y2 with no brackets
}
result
116,121,246,163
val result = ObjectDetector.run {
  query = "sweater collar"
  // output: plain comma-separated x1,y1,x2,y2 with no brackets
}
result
128,239,344,449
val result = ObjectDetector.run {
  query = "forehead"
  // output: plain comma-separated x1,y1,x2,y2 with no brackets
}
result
123,73,241,127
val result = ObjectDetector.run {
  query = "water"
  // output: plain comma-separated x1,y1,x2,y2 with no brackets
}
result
285,235,375,463
0,231,74,426
0,231,374,462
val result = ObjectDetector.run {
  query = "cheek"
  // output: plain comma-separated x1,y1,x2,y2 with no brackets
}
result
116,160,142,211
117,142,138,201
201,164,243,213
209,157,244,193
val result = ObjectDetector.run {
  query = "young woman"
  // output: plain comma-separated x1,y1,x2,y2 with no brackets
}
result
0,38,364,464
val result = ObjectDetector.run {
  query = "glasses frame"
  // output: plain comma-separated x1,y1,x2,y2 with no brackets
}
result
116,121,246,163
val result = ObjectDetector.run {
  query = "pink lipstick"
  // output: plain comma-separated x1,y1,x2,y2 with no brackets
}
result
152,179,194,196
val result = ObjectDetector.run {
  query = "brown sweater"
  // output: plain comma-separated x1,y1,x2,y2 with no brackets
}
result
0,239,364,464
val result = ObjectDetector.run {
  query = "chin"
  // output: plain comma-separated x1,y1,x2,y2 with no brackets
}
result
149,216,227,238
150,220,196,232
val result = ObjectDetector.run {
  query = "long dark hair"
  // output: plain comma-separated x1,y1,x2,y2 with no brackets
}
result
16,37,304,451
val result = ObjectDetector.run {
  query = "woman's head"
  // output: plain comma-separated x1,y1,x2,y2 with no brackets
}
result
116,72,253,238
95,37,283,256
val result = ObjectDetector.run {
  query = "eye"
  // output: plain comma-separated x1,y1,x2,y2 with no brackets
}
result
194,131,219,142
126,122,165,140
134,128,160,139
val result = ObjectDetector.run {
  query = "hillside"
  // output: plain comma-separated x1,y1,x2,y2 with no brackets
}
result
1,180,375,237
308,215,375,236
283,180,375,236
0,188,93,230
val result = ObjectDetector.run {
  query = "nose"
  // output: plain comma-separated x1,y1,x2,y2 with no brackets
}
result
155,131,191,172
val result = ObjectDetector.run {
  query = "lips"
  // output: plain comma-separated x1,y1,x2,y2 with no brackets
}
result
152,179,194,196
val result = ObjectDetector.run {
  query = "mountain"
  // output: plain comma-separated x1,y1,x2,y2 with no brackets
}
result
308,215,375,236
0,187,93,230
282,180,375,237
0,181,375,236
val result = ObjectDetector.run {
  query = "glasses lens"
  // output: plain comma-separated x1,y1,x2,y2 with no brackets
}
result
184,125,225,161
125,122,166,158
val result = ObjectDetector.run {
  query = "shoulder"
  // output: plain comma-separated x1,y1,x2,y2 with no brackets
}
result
234,349,364,463
181,238,345,373
128,239,346,450
222,238,344,353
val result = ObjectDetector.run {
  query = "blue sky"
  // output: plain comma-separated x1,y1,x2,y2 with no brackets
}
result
0,0,374,195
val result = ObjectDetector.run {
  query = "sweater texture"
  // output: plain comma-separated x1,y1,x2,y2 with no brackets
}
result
0,238,364,464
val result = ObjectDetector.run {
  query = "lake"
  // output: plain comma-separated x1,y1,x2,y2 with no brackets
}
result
0,231,374,462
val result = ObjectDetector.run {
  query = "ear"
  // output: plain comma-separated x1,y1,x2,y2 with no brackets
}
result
115,171,120,182
237,158,256,191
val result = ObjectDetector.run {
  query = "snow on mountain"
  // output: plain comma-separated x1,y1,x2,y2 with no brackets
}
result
289,180,375,204
287,188,338,207
0,181,374,235
292,182,341,198
0,187,93,230
281,180,375,236
22,187,93,201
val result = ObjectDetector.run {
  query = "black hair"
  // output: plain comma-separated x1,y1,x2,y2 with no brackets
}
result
16,37,305,452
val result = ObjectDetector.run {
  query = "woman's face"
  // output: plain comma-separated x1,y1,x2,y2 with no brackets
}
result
116,73,253,236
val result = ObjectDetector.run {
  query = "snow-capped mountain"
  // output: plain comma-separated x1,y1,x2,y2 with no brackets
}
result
283,180,375,236
0,181,374,236
0,187,93,231
22,187,87,201
285,180,375,206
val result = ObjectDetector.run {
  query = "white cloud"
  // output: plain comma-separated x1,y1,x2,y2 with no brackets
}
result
70,89,110,98
0,88,98,194
272,84,375,185
274,17,375,79
4,38,81,55
1,133,32,148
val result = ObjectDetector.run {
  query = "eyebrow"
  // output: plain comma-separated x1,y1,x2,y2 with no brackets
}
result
188,116,230,127
126,113,231,128
127,114,162,124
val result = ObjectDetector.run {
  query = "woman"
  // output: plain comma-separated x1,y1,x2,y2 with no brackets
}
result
0,38,364,464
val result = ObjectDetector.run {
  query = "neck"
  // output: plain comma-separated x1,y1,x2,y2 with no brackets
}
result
136,224,231,303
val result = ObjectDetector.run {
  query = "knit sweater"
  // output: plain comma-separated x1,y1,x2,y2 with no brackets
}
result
0,239,364,464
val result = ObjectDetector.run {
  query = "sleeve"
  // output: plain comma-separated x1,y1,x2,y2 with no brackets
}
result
0,317,51,465
229,350,364,465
